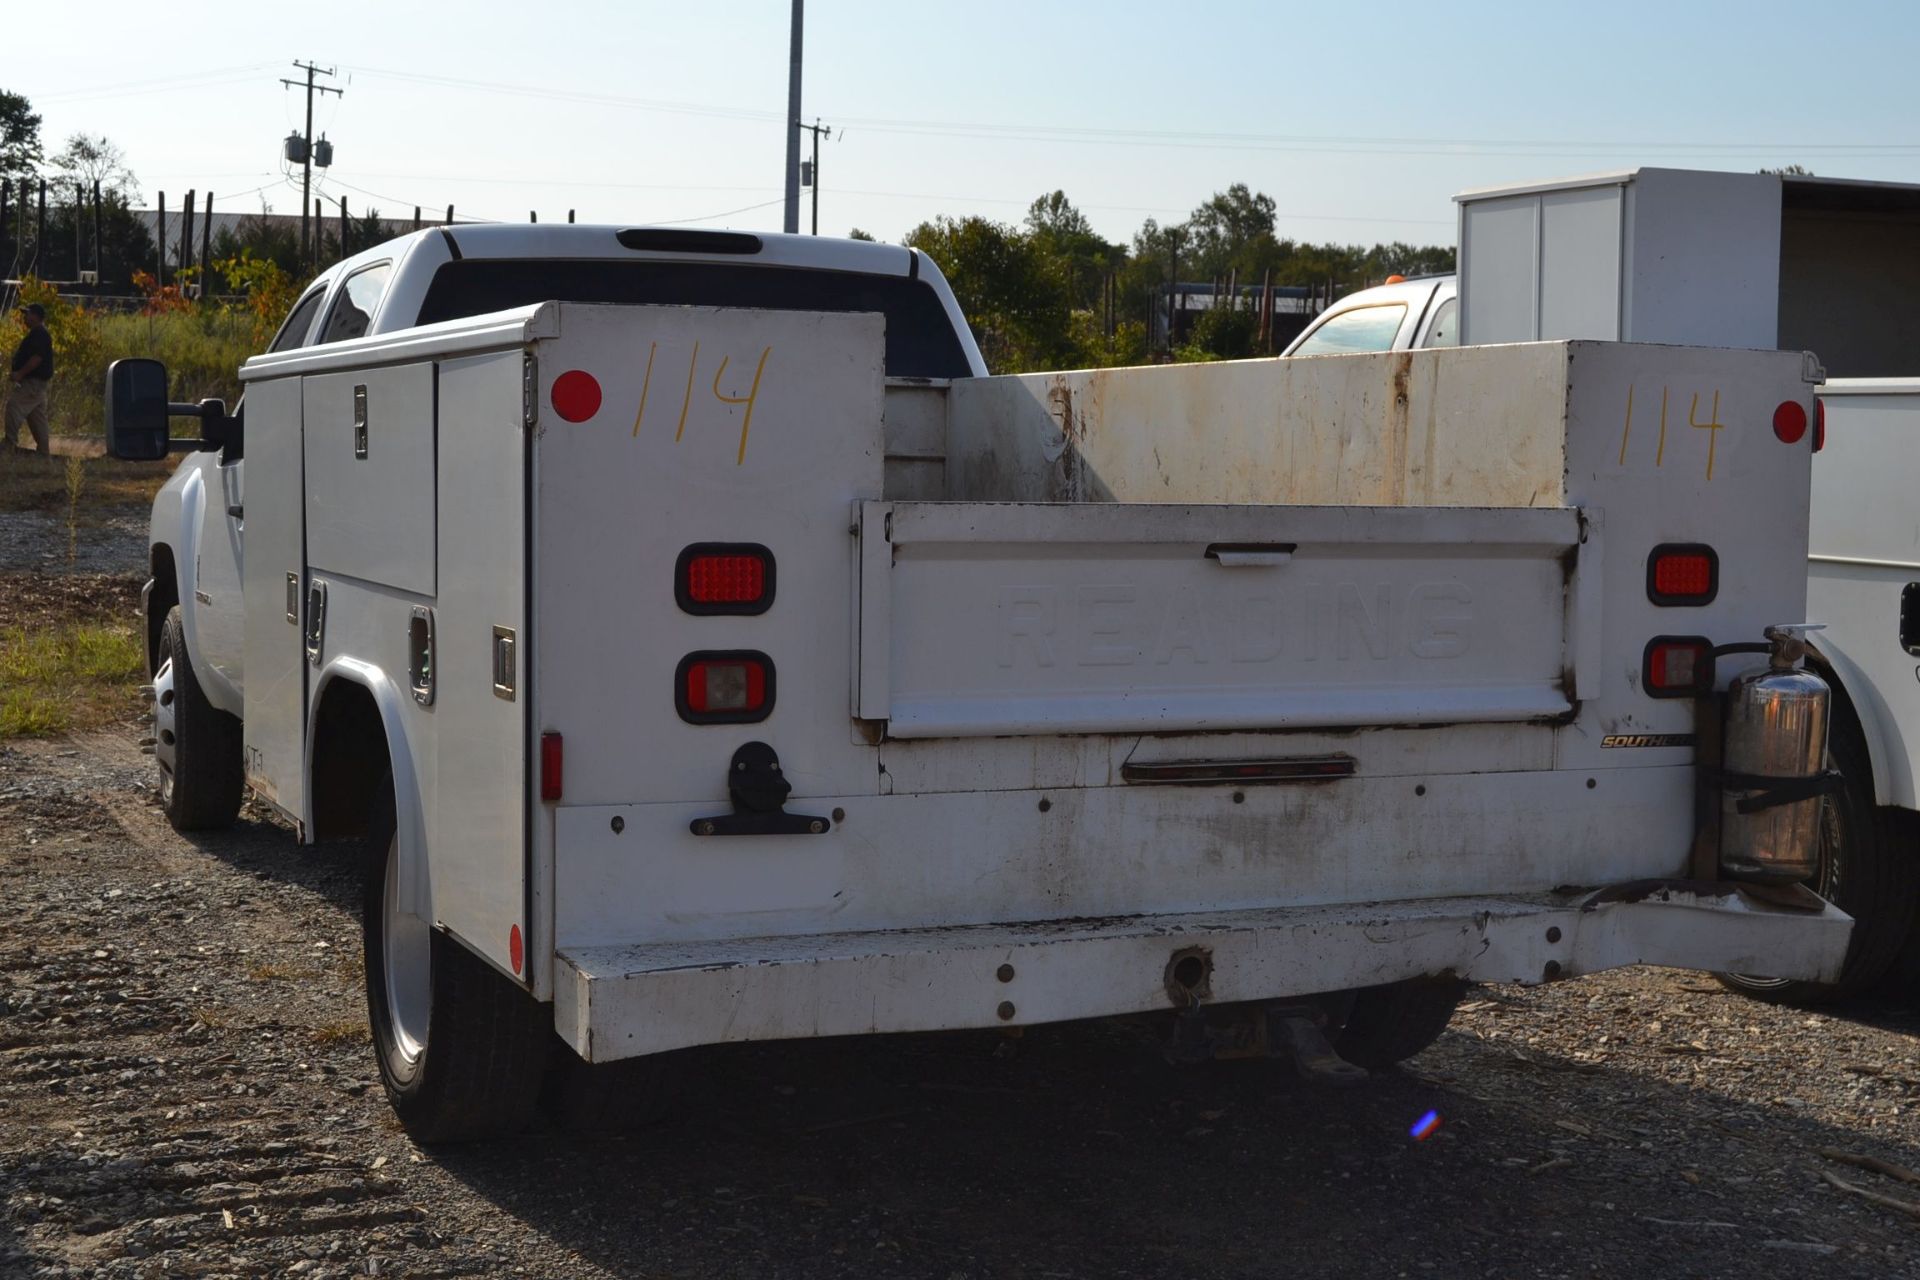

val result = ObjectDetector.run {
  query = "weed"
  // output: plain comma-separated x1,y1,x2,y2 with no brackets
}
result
188,1007,231,1029
0,620,145,738
62,456,87,563
311,1019,368,1046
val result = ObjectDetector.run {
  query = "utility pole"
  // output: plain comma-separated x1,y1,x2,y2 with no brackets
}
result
799,118,831,235
280,61,342,269
783,0,803,234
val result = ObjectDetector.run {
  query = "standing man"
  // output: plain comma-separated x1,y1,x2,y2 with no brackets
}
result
7,302,54,457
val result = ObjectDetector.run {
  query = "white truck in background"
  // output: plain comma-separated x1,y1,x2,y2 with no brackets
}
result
109,221,1849,1141
1313,167,1920,1003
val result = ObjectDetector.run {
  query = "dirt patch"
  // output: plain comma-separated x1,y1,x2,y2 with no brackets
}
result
0,572,144,634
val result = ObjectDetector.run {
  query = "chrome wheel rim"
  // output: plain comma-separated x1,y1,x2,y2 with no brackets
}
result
152,652,177,806
381,835,433,1080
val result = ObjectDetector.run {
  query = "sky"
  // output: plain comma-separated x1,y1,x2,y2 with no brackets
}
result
11,0,1920,250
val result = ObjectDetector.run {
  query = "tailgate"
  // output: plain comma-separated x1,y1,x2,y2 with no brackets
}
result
856,501,1587,738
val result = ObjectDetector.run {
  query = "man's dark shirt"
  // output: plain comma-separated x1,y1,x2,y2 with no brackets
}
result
11,327,52,381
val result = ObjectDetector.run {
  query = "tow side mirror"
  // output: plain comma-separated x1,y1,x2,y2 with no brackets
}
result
104,358,171,461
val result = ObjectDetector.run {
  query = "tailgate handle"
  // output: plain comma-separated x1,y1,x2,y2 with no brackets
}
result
1206,542,1295,567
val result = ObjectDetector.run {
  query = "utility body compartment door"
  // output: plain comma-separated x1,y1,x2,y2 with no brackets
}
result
302,363,437,595
432,350,529,979
857,501,1584,738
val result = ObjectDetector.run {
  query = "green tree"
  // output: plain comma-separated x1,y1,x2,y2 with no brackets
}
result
1185,183,1276,277
847,227,877,241
0,89,41,183
1024,190,1118,311
904,214,1073,373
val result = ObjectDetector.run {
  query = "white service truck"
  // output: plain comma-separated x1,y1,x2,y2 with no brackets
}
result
108,222,1851,1141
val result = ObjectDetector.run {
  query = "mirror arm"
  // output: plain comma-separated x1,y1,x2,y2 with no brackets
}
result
161,401,236,453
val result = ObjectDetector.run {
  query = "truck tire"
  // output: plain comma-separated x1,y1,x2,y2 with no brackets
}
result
1333,975,1467,1070
152,605,243,832
362,778,547,1142
1718,716,1915,1005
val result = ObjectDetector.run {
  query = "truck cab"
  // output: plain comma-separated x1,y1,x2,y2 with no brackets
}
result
1281,274,1457,357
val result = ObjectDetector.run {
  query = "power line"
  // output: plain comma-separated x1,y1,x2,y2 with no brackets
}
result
35,62,278,103
333,62,1920,161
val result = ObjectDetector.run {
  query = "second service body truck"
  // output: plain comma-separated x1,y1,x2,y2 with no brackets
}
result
109,223,1849,1140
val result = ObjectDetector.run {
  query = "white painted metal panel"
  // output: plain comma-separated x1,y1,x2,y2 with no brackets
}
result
1623,169,1780,350
554,889,1850,1061
239,376,307,819
1554,342,1815,770
1808,384,1920,809
302,363,437,596
433,350,528,979
862,501,1579,738
532,305,884,810
1539,186,1622,340
1458,195,1539,345
946,342,1571,508
553,764,1689,949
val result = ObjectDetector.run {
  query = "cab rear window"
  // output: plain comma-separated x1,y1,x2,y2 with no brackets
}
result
416,259,972,378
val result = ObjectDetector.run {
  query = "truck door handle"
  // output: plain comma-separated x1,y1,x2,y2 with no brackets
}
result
226,504,244,519
1206,542,1296,567
1902,583,1920,657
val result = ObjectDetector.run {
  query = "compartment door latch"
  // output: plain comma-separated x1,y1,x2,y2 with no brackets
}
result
690,741,832,837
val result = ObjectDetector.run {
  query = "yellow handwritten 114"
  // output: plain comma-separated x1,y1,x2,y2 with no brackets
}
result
1618,384,1721,480
632,342,774,465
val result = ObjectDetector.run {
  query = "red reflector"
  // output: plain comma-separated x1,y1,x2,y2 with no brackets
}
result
686,659,767,712
550,370,602,423
1654,554,1713,598
540,731,563,802
1772,400,1808,445
1644,638,1713,697
687,554,766,604
1814,400,1826,452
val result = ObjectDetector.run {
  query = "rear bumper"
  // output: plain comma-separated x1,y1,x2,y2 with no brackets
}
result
553,884,1851,1063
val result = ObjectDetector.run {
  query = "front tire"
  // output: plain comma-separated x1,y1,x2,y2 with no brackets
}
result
362,778,547,1142
152,606,243,831
1718,713,1916,1005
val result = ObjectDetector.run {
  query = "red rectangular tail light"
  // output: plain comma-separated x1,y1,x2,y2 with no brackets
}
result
676,543,774,615
540,731,564,802
1647,544,1718,606
676,651,775,723
1643,637,1713,698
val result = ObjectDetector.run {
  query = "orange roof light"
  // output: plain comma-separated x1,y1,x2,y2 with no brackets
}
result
1384,274,1406,284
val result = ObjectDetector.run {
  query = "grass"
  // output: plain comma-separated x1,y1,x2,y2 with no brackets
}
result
246,962,307,982
310,1019,369,1046
0,618,146,739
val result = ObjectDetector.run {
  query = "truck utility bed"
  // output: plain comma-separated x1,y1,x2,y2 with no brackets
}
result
232,299,1844,1066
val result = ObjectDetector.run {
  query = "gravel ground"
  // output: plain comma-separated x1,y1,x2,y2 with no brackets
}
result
3,732,1920,1279
0,509,149,576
